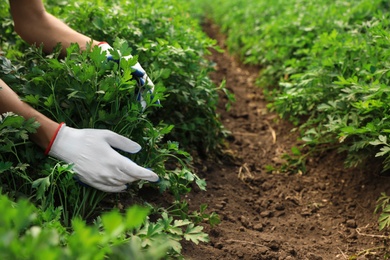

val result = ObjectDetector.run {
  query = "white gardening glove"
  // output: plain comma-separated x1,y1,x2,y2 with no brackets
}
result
45,123,159,192
98,42,160,110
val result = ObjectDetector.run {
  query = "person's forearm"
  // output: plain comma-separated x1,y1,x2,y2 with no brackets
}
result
0,79,59,149
9,0,100,55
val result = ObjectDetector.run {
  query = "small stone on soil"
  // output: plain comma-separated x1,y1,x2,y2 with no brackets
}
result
275,202,285,210
260,210,274,218
346,219,357,228
253,223,264,232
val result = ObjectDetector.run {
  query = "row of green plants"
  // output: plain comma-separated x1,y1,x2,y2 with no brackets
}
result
191,0,390,235
193,0,390,166
0,0,225,258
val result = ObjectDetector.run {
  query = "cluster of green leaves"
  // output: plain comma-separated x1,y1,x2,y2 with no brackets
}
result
0,0,227,257
0,193,183,259
375,192,390,231
0,113,39,194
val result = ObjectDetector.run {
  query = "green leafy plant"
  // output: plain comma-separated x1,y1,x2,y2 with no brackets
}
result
0,0,224,256
45,0,227,155
31,162,108,226
0,112,39,195
375,193,390,231
1,35,208,214
0,193,174,259
265,146,307,175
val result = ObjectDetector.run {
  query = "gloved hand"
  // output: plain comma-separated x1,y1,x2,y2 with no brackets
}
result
45,123,159,192
98,42,160,110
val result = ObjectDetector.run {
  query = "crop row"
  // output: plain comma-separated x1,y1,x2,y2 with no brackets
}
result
195,0,390,173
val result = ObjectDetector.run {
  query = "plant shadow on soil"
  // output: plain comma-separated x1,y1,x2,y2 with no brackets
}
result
180,21,390,259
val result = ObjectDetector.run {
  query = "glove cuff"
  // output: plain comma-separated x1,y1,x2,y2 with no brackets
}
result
98,41,113,57
45,122,66,155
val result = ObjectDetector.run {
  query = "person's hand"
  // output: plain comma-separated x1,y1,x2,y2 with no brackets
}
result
98,42,160,110
45,123,159,192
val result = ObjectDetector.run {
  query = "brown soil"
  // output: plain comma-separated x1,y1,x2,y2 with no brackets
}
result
181,21,390,259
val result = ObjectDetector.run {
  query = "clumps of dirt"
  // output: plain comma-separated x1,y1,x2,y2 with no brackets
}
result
182,20,390,259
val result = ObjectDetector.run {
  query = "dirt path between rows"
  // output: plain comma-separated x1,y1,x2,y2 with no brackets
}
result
182,21,390,259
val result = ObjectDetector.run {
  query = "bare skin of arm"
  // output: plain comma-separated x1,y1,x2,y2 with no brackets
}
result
1,0,100,149
0,80,58,149
9,0,100,55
